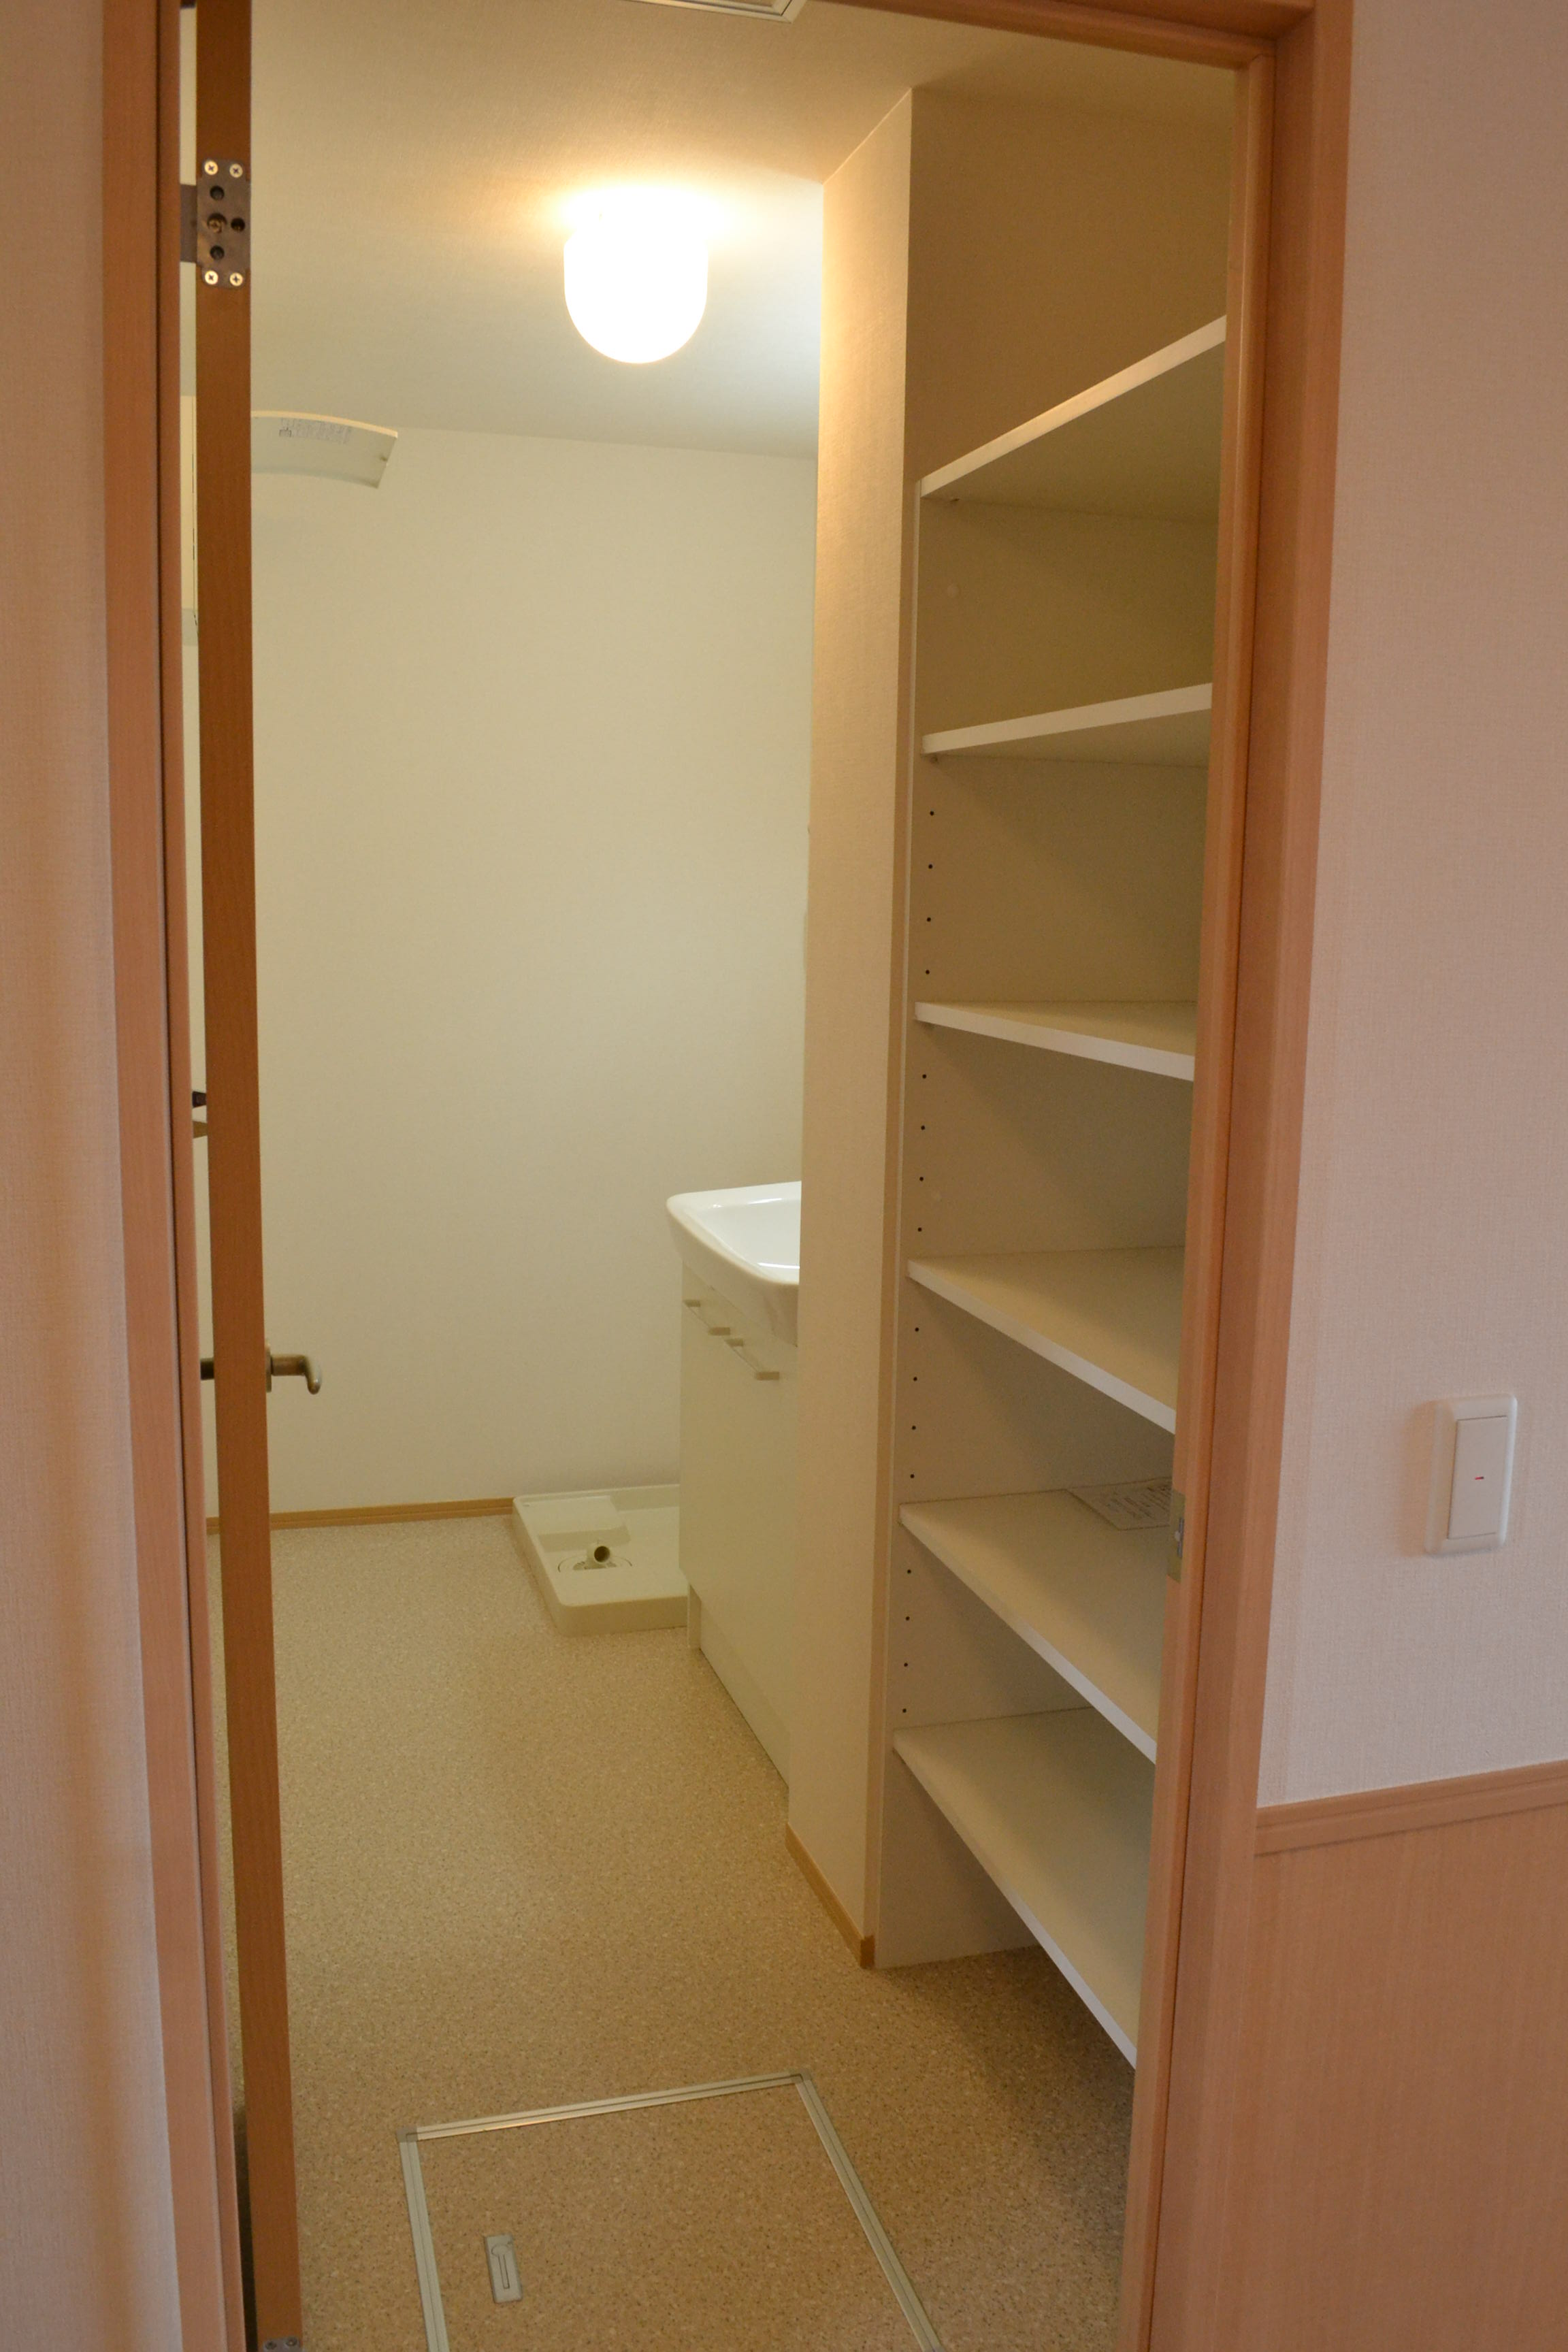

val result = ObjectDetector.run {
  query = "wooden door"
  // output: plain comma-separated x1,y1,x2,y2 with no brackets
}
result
194,0,304,2338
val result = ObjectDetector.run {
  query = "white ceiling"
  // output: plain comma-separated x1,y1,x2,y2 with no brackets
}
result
241,0,1230,457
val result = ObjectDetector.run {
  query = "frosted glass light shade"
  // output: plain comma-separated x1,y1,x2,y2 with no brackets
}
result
564,194,708,365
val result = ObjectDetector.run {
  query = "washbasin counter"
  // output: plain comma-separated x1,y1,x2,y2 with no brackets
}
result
666,1181,800,1345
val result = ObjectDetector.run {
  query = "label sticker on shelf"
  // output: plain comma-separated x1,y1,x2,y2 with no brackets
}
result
1070,1478,1173,1531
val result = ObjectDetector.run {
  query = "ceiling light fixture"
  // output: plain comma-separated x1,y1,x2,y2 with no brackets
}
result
564,191,709,365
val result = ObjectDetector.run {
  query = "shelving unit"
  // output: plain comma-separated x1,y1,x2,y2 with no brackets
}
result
913,1000,1196,1081
922,683,1211,766
872,293,1224,2044
919,316,1225,519
907,1249,1183,1432
893,1713,1154,2061
901,1492,1166,1758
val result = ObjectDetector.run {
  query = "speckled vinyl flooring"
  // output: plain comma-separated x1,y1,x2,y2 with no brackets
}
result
210,1516,1132,2351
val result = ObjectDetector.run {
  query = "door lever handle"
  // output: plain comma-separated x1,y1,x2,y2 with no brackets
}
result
199,1350,324,1394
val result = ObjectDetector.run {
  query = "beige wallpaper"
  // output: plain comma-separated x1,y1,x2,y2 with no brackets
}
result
0,1,184,2341
1260,0,1568,1802
191,431,815,1514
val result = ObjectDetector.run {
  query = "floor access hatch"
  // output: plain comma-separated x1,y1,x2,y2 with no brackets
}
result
399,2071,942,2350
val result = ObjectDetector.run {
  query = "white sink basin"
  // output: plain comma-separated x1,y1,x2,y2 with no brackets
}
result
668,1181,800,1345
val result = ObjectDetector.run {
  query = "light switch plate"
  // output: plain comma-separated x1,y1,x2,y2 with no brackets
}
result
1426,1395,1516,1554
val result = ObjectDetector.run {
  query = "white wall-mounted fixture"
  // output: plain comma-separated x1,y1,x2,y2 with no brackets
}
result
1426,1394,1518,1554
564,191,708,365
250,411,397,487
625,0,806,19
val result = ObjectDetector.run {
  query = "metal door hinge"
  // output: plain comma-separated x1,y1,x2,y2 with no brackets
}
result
1169,1492,1186,1583
182,161,250,287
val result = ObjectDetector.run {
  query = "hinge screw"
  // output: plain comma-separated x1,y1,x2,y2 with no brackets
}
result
203,269,219,285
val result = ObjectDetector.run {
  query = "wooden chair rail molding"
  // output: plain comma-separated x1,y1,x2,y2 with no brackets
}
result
1256,1755,1568,1856
819,0,1311,69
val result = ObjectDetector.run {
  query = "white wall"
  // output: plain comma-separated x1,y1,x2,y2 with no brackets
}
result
1,1,184,2341
1260,0,1568,1802
220,429,813,1514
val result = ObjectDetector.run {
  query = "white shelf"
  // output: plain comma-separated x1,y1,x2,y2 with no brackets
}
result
907,1248,1183,1432
919,316,1225,521
923,682,1211,767
894,1712,1153,2060
902,1492,1166,1759
915,1000,1196,1081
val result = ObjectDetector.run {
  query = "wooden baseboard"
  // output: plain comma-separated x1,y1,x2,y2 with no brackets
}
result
785,1823,875,1967
1255,1752,1568,1855
205,1496,514,1535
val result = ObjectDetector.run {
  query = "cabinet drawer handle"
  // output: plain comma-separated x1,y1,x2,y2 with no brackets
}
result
684,1298,733,1337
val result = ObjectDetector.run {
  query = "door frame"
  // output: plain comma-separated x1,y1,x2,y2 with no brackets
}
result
102,0,1349,2345
103,0,246,2344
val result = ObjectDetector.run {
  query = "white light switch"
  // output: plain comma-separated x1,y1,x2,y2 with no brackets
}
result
1448,1414,1509,1541
1426,1395,1516,1554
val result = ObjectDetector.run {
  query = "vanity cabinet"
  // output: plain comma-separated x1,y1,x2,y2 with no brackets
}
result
679,1273,797,1780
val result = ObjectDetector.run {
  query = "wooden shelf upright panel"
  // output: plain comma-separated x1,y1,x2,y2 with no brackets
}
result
913,1000,1198,1081
901,1492,1167,1757
920,316,1226,520
894,1712,1154,2061
907,1247,1184,1432
923,683,1212,766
